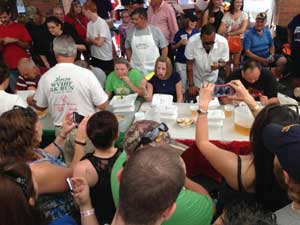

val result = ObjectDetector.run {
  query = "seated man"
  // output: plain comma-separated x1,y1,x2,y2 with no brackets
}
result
243,12,287,79
226,59,279,105
111,120,214,225
16,58,41,91
262,123,300,225
0,61,27,115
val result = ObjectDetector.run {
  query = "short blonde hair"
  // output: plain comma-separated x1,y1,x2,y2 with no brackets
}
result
154,56,173,79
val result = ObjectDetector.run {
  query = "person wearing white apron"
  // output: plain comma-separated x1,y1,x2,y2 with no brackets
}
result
130,27,160,76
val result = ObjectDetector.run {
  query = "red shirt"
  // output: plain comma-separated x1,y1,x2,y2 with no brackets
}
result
0,22,32,69
64,14,89,41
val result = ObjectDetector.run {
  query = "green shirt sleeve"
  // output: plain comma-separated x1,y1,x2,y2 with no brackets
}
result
128,69,143,87
105,72,115,92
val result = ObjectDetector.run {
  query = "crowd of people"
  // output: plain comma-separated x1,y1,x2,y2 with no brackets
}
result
0,0,300,225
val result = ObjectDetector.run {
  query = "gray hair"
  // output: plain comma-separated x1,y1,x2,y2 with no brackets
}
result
53,35,77,57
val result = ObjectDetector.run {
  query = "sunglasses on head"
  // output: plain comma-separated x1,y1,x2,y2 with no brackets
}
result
12,105,36,118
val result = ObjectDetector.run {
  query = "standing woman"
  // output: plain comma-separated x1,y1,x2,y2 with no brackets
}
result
144,56,183,102
65,0,89,42
202,0,224,31
218,0,248,75
172,12,199,93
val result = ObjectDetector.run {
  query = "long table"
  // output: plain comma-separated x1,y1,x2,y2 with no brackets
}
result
139,102,249,142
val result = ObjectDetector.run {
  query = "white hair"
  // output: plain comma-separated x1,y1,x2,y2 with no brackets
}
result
53,35,77,57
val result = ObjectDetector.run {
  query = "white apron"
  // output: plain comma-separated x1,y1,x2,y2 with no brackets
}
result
130,26,160,76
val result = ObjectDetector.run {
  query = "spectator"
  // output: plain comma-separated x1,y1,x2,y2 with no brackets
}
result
32,35,108,162
16,58,41,91
65,0,89,42
288,13,300,77
147,0,179,64
82,1,114,75
0,61,27,115
196,81,297,212
214,200,277,225
110,120,214,225
202,0,224,31
185,24,229,100
144,56,183,102
226,59,279,105
0,160,45,225
72,144,186,225
0,4,32,91
118,10,132,57
0,107,85,224
125,7,168,76
90,0,113,19
243,12,287,79
73,111,121,225
25,6,50,68
105,58,145,98
42,16,86,67
172,12,199,93
218,0,248,76
121,0,145,14
263,123,300,225
195,0,210,27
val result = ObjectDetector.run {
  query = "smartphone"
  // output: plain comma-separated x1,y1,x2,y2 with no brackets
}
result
214,84,235,97
66,177,73,193
72,112,84,124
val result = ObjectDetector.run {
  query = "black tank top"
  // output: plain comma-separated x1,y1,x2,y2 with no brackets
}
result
212,10,223,31
82,150,121,225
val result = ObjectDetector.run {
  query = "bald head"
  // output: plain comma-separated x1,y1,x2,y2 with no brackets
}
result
17,58,40,79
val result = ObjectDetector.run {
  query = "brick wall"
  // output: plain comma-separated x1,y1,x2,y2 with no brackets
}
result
23,0,62,15
275,0,300,26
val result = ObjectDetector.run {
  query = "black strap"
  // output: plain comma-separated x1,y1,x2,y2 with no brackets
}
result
237,155,244,192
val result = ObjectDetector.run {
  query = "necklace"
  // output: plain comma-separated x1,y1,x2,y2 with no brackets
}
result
291,202,300,213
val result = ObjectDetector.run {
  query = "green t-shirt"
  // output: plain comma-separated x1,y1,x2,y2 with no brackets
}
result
111,151,214,225
105,69,143,95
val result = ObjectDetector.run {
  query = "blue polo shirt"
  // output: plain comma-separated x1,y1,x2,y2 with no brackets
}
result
173,28,199,63
243,27,274,58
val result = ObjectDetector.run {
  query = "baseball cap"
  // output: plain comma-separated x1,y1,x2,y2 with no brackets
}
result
122,120,187,157
256,12,267,20
26,6,38,20
184,12,198,22
262,123,300,181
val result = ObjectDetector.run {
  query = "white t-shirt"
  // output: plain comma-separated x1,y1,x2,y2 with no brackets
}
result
221,11,248,37
195,0,209,11
185,33,229,86
34,63,108,126
0,90,27,115
87,17,113,61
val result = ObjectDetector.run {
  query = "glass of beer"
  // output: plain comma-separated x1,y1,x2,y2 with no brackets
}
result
190,105,198,118
224,104,234,118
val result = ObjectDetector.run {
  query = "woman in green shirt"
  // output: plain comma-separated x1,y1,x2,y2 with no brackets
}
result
105,58,146,98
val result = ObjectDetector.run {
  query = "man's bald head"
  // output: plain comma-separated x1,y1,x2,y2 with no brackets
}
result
17,58,40,80
53,6,65,22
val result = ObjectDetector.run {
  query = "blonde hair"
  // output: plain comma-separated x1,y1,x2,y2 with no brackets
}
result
154,56,173,79
83,1,97,13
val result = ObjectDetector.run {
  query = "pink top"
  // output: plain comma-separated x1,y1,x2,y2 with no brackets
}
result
147,1,178,44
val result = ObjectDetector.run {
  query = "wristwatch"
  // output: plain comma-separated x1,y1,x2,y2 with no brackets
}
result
197,108,208,115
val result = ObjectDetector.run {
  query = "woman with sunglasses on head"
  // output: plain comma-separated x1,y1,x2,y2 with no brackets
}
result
110,120,214,225
144,56,183,103
73,111,121,225
0,160,46,225
0,107,88,224
218,0,248,76
196,80,299,213
172,12,199,94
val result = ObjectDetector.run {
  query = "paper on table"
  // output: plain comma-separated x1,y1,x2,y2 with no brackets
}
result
152,94,173,106
110,93,138,108
197,96,220,109
17,90,35,102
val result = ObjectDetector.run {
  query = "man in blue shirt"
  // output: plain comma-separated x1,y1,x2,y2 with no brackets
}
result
243,12,286,79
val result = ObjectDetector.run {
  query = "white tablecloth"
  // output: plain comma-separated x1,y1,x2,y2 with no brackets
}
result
139,102,249,142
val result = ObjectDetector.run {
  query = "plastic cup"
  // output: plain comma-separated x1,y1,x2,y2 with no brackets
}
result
224,104,234,118
180,34,188,40
190,105,198,118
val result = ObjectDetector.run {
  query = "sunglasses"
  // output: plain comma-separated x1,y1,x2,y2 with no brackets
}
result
12,105,36,118
202,41,215,46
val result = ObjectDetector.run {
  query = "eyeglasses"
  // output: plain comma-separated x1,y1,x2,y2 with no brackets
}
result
12,105,36,118
135,122,169,152
0,171,29,199
202,41,215,46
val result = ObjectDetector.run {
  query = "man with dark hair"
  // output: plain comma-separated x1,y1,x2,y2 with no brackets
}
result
226,59,279,105
115,145,186,225
262,123,300,225
185,23,229,100
0,61,27,115
0,4,32,91
125,7,168,76
243,12,287,79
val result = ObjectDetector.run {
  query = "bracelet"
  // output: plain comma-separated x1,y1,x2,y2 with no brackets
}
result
74,140,87,146
53,141,64,156
197,108,208,115
80,208,95,218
